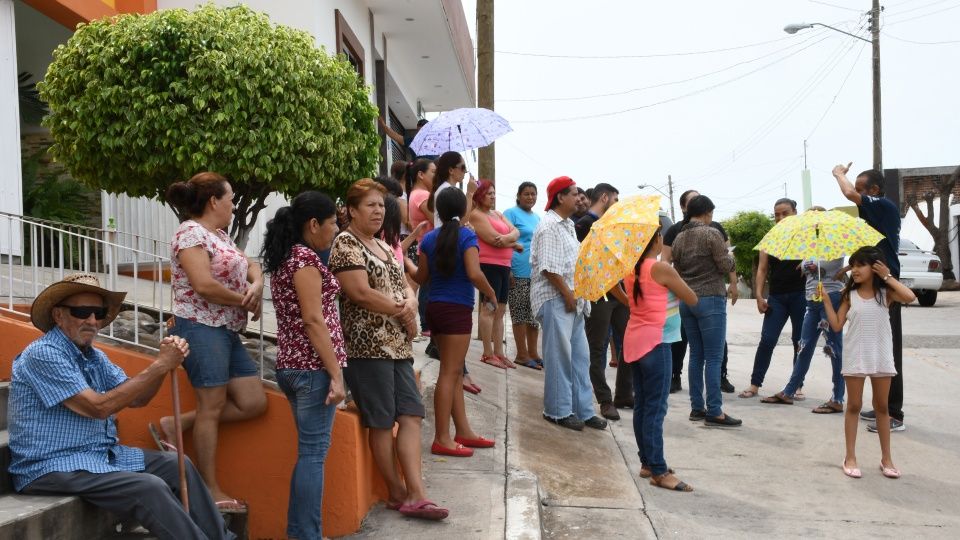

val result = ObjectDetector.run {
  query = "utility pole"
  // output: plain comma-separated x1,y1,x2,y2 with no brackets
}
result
871,0,882,172
667,175,675,223
477,0,495,182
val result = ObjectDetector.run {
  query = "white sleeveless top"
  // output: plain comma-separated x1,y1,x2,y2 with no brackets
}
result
842,289,897,377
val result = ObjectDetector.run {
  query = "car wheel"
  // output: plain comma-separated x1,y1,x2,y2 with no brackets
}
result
916,289,937,307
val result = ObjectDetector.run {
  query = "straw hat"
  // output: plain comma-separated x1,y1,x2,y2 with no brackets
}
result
31,272,127,332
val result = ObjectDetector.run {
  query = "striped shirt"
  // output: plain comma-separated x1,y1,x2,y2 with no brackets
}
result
8,327,145,491
530,210,590,318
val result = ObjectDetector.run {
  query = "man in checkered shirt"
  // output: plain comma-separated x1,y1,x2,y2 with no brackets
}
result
530,177,607,432
7,273,234,540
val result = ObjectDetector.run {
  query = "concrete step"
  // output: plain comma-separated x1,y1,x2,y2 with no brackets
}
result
0,493,116,540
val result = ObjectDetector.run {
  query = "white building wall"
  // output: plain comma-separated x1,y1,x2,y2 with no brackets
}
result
0,0,23,257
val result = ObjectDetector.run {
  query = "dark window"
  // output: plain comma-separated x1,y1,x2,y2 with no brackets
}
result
335,10,365,80
388,110,406,161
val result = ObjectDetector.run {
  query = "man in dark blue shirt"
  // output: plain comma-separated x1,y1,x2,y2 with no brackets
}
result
832,163,905,432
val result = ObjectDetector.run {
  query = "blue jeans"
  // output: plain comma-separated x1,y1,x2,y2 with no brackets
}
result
631,343,672,475
680,296,727,417
538,296,596,420
782,292,844,402
749,291,805,388
276,369,337,540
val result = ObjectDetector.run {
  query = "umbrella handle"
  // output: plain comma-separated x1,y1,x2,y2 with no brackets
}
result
171,372,189,511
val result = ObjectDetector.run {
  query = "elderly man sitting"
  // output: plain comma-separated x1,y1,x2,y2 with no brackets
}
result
7,273,234,540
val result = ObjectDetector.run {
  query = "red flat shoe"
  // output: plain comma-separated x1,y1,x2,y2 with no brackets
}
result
462,383,481,394
431,441,474,457
496,354,517,369
454,435,495,448
481,354,507,370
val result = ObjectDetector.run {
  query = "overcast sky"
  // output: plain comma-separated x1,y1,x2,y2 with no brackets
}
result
455,0,958,247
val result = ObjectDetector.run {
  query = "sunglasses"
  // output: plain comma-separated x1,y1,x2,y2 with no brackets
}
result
454,163,466,171
57,305,109,320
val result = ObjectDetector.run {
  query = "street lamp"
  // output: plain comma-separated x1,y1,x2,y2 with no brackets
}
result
784,0,883,171
638,183,675,222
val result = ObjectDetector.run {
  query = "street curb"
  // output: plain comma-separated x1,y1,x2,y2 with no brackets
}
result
505,469,543,540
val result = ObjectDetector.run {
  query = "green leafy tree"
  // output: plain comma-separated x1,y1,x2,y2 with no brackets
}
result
722,210,774,297
39,5,380,247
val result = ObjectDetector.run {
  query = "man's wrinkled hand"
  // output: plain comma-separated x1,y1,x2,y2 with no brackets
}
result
156,336,188,371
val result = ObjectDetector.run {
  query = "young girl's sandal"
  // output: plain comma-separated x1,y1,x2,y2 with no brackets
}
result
880,463,901,479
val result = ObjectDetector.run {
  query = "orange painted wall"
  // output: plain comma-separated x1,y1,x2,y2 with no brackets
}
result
0,313,386,538
21,0,155,30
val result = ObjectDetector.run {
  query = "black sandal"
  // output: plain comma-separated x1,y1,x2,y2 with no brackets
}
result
812,401,843,414
761,392,794,405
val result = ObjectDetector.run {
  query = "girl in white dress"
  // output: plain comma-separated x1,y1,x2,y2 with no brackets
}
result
823,247,915,480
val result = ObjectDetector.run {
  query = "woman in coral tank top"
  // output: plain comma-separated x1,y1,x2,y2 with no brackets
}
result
468,180,523,370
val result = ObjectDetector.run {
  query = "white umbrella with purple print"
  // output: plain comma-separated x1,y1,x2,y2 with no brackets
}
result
408,107,512,156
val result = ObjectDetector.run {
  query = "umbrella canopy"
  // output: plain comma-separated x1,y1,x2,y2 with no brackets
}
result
574,195,662,301
754,210,885,261
408,107,512,155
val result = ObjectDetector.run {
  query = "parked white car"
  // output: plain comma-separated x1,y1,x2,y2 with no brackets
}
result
898,238,943,306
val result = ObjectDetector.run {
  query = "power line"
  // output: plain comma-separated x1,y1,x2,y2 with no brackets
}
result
808,0,865,12
498,30,829,103
882,31,960,44
805,40,869,140
493,35,798,60
673,20,868,186
510,36,833,124
883,0,954,19
885,2,960,25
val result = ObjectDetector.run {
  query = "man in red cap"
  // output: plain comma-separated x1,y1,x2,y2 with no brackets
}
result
529,177,607,431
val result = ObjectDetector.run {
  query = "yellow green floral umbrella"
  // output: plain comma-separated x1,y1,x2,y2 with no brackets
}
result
575,195,662,301
754,210,884,261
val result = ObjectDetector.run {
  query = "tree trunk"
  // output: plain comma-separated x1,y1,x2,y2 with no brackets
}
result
476,0,495,183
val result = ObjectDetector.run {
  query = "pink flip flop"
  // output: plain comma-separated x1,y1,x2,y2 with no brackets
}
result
398,499,449,520
148,422,177,453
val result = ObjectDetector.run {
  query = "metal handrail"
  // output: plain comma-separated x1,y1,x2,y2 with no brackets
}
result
0,212,274,383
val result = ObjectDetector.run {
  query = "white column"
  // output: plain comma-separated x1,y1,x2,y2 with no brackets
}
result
0,0,23,257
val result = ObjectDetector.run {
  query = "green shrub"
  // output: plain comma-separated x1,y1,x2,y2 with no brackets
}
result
39,5,380,247
722,211,774,295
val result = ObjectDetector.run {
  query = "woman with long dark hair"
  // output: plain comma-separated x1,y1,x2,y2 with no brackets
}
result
429,151,477,227
161,172,267,510
415,188,497,457
261,191,346,539
670,195,741,428
620,229,697,491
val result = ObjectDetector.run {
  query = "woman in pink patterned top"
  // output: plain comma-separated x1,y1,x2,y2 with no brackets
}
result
159,172,267,510
262,191,345,539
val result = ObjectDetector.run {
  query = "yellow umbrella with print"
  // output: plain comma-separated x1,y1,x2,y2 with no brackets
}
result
754,210,884,299
754,210,884,260
574,195,662,301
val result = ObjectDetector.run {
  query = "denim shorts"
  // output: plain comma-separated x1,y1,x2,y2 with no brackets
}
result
169,316,259,388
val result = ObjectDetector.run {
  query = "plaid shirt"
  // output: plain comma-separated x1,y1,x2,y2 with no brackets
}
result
530,210,590,318
8,327,145,491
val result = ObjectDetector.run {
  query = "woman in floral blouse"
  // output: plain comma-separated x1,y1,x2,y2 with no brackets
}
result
161,172,267,510
262,191,346,540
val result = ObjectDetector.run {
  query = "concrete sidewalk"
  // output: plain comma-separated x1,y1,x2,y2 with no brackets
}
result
343,292,960,539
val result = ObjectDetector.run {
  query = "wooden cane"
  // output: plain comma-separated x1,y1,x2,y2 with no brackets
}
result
171,372,190,511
